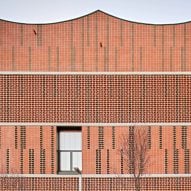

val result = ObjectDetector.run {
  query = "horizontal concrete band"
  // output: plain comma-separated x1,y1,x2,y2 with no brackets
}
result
0,123,191,126
0,72,191,75
0,174,191,178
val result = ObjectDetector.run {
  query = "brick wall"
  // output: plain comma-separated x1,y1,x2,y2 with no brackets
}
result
0,176,191,191
0,125,190,175
0,11,191,72
82,177,191,191
0,126,56,174
1,10,191,191
0,75,191,123
82,126,191,174
0,176,79,191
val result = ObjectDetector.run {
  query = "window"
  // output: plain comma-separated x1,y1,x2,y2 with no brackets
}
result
57,127,82,174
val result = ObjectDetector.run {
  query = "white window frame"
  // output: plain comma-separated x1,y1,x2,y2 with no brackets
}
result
57,127,82,174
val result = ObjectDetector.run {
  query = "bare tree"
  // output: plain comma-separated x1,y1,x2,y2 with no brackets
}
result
120,126,150,191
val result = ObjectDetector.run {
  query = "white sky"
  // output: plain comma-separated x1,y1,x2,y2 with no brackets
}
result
0,0,191,24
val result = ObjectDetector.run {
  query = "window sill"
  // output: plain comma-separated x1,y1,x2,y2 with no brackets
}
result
58,171,82,175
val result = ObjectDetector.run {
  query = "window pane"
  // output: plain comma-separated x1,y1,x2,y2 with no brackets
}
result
72,152,82,171
60,152,70,171
59,132,81,150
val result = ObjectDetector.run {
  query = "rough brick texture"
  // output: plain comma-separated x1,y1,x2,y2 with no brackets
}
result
0,176,191,191
0,177,79,191
0,75,190,123
82,126,191,174
1,10,191,191
0,126,56,174
82,177,191,191
0,126,190,175
1,11,191,72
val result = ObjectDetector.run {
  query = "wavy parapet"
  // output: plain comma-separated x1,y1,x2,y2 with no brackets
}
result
0,10,191,72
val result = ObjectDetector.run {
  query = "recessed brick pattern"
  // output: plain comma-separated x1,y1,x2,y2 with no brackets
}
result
1,11,191,72
2,125,190,175
82,177,191,191
0,75,191,123
0,177,79,191
1,10,191,191
0,126,56,174
0,177,190,191
82,126,191,174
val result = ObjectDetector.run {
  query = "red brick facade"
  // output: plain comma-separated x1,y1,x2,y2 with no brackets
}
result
1,11,191,72
1,10,191,190
0,176,191,190
0,75,191,123
0,126,56,174
0,126,190,175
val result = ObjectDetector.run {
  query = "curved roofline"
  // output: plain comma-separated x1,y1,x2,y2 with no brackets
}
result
1,9,191,26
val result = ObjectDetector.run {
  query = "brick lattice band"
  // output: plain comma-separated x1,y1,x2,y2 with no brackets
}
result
0,74,190,123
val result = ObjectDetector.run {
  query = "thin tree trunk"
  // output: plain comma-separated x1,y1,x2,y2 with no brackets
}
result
135,177,141,191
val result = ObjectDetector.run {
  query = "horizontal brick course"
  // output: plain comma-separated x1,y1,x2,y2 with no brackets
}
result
0,176,191,190
0,75,191,123
0,176,79,190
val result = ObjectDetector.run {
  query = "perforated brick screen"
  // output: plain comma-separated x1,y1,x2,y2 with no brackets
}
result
0,75,191,123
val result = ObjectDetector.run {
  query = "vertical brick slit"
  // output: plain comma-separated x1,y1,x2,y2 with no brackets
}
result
131,24,134,71
12,46,15,70
148,126,151,149
51,126,54,174
71,22,75,71
87,127,90,149
81,18,84,71
20,25,23,46
140,47,142,71
153,26,156,47
87,16,90,47
112,126,115,149
95,14,98,71
173,149,179,174
6,149,9,173
184,149,190,174
28,47,32,71
182,126,187,149
162,26,164,71
96,149,101,174
120,21,123,46
57,47,59,71
15,126,18,149
29,149,34,174
40,126,45,174
165,149,168,174
20,126,26,174
48,46,51,71
98,127,104,149
159,126,162,149
20,126,26,149
129,126,134,174
37,25,42,47
20,149,23,174
121,149,123,174
107,149,110,174
115,48,118,71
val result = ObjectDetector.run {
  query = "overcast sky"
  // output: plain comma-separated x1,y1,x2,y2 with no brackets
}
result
0,0,191,24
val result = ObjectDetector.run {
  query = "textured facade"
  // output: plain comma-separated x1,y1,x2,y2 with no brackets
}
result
1,11,191,72
1,10,191,190
0,75,191,123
